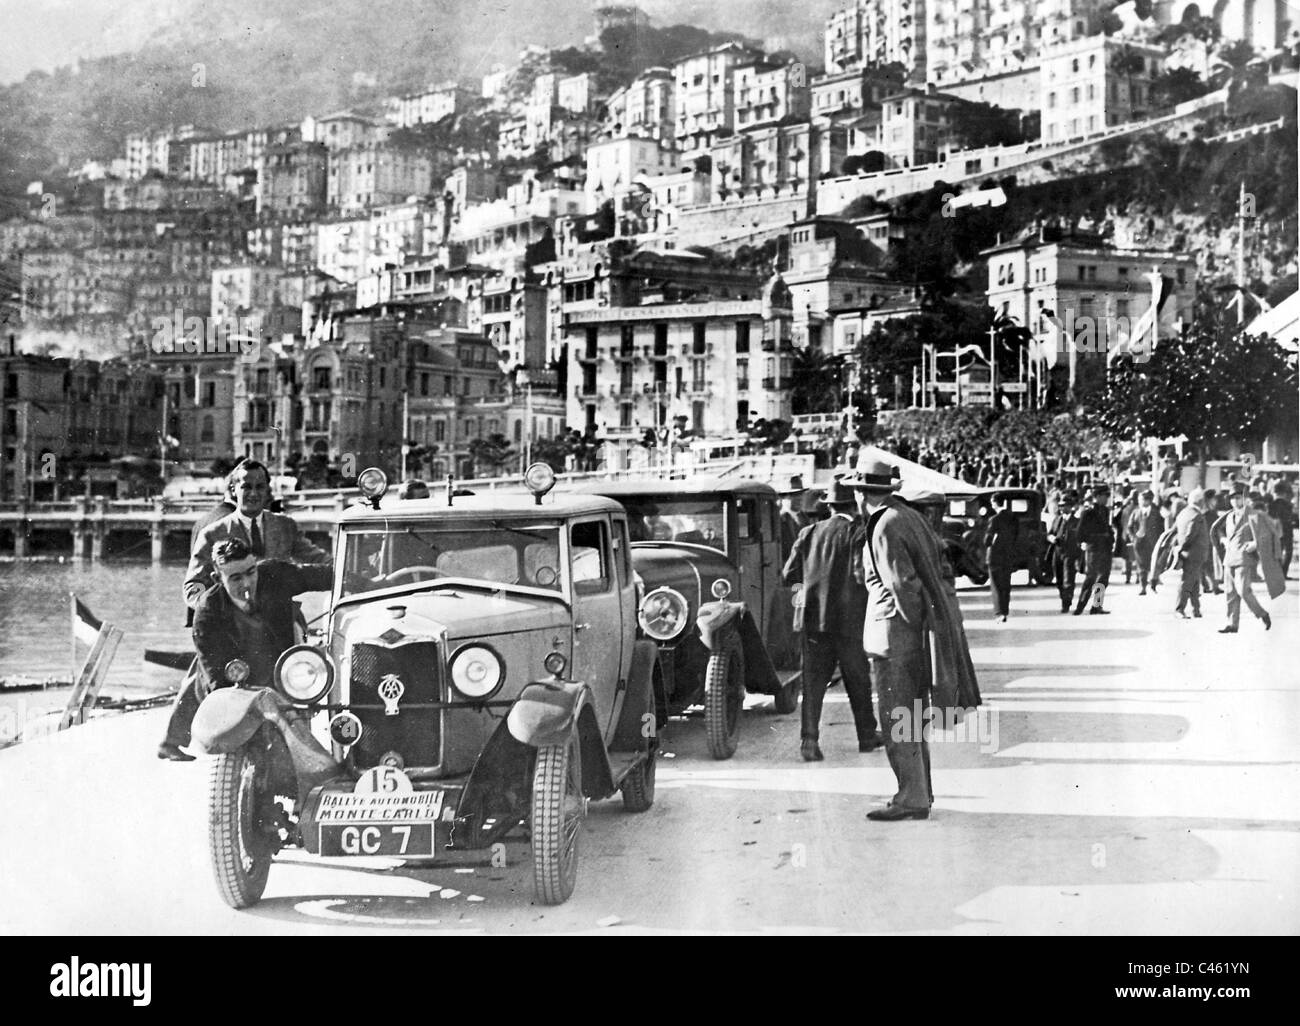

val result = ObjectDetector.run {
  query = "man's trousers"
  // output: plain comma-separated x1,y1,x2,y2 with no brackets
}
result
870,648,933,810
1225,563,1267,628
987,560,1013,617
1074,546,1112,613
800,631,877,744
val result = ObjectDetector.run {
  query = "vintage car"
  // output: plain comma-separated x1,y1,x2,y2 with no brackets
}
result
943,488,1050,585
575,479,800,760
194,464,660,909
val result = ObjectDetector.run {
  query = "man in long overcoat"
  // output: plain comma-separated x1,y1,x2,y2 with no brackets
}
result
850,458,981,822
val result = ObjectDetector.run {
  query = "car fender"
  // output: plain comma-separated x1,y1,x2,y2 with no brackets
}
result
698,601,782,696
611,640,659,751
192,687,342,799
507,679,616,799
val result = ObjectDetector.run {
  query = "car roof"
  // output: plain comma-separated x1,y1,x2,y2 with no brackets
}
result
572,478,779,499
339,491,625,523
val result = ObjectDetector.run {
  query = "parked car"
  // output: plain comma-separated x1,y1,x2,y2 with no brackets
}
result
943,488,1050,585
195,464,660,909
575,479,800,759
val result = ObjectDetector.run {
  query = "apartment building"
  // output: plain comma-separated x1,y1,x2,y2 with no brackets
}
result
302,112,389,152
733,58,812,131
981,223,1197,387
603,67,676,142
584,135,680,208
326,142,435,213
211,264,281,327
389,82,475,128
258,141,329,218
467,277,549,372
673,41,765,150
1040,35,1164,143
564,290,795,462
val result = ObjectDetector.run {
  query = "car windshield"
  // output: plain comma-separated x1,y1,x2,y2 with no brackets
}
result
339,521,565,597
618,497,726,552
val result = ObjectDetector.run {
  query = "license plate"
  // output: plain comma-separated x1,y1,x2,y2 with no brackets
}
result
319,822,435,857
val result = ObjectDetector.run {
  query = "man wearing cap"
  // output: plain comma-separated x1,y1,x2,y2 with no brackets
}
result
1046,490,1082,613
1172,488,1210,618
850,459,981,821
1126,490,1164,596
781,478,881,761
1073,484,1115,615
1212,487,1283,632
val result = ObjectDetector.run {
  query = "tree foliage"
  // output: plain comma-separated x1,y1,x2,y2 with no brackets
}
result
1095,309,1299,456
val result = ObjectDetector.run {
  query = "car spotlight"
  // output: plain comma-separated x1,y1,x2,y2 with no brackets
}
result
224,658,250,685
524,462,556,503
710,578,732,599
543,651,567,677
357,467,388,508
274,645,335,705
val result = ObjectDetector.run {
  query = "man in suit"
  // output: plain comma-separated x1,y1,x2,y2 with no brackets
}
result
1073,484,1115,615
182,460,329,608
1172,488,1210,619
192,538,335,692
984,492,1018,622
158,459,331,760
776,475,808,561
850,458,980,822
1215,486,1278,633
1047,489,1082,613
1126,490,1164,595
781,478,880,762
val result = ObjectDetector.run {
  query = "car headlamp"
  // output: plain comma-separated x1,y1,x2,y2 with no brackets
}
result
449,644,504,699
224,658,250,685
357,467,388,507
638,586,689,641
273,645,335,704
543,651,567,677
710,578,732,599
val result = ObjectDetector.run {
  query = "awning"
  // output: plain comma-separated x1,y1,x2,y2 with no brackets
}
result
857,445,981,495
1245,291,1300,352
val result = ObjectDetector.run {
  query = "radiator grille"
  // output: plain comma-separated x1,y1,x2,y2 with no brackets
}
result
348,641,441,769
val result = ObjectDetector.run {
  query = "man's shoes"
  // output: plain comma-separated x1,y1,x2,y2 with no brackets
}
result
157,743,195,762
1176,610,1189,619
1150,581,1159,593
1139,587,1147,596
1192,609,1202,619
800,740,824,762
858,733,885,753
867,803,930,822
1089,609,1110,615
1072,608,1084,616
1218,626,1238,634
1262,612,1272,631
999,614,1008,622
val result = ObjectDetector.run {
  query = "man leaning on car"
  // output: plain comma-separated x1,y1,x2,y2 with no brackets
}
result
192,539,335,694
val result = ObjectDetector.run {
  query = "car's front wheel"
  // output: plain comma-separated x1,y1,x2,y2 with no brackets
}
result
208,726,283,909
704,636,744,759
530,731,584,904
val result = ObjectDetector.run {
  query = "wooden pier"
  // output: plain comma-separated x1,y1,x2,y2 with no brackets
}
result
0,495,346,562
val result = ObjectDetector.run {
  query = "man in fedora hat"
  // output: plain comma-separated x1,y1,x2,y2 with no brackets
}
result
781,476,881,761
776,474,809,560
849,458,981,821
1073,483,1115,615
1046,489,1082,613
1212,485,1283,632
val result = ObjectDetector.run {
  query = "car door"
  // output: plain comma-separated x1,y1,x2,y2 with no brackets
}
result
734,494,767,628
567,516,625,739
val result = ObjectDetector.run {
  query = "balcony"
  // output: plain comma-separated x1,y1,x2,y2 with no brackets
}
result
760,336,777,352
761,376,775,389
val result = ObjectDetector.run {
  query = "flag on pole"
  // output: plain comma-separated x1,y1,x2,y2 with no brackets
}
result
72,596,102,646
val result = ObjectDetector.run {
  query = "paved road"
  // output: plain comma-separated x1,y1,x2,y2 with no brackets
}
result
2,576,1297,935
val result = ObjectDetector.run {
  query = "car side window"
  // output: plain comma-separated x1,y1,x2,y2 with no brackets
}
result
612,518,630,587
571,520,611,595
738,498,762,541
